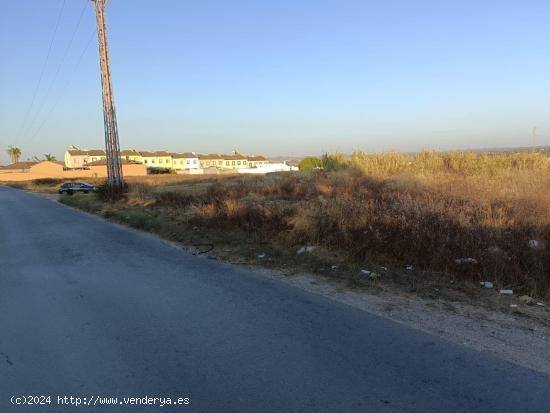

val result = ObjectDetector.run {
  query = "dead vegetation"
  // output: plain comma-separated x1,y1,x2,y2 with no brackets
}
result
54,150,550,300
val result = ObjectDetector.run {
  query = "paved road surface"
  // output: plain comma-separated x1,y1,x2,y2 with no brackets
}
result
0,186,548,413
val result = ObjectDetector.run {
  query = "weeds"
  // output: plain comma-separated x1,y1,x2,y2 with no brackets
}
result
152,166,550,297
55,150,550,298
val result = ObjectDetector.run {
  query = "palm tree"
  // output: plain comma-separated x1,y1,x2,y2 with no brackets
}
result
7,146,22,163
44,153,57,162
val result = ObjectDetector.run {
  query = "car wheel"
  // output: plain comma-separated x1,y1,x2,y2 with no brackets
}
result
83,190,89,194
67,190,74,196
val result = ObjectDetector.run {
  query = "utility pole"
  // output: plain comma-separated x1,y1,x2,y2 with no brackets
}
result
92,0,123,198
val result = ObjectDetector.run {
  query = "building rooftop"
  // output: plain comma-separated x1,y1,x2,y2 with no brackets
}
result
247,156,268,161
66,148,269,163
1,161,39,170
197,154,224,160
139,151,171,157
171,152,197,159
223,153,248,160
67,149,106,156
120,150,141,156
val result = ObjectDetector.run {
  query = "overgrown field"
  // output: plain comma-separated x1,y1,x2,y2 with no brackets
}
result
58,151,550,298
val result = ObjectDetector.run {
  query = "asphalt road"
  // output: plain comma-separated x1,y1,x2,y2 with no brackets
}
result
0,186,548,413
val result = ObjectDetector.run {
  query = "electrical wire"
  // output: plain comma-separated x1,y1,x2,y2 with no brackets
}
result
26,32,96,147
22,1,89,143
16,0,67,143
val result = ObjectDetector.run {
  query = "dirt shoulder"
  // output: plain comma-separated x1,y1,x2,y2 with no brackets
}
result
31,189,550,376
270,270,550,376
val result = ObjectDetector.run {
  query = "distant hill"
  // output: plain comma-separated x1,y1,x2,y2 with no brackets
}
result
268,155,305,166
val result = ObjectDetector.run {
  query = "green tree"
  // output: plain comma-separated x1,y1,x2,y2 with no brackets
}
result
321,153,348,171
7,146,22,164
298,157,322,170
44,154,57,162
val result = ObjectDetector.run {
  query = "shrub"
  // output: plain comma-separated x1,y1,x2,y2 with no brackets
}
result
32,178,64,186
154,191,195,207
168,165,550,297
347,150,550,176
298,157,322,170
127,183,153,202
75,150,550,297
95,181,129,201
321,153,348,171
147,167,173,174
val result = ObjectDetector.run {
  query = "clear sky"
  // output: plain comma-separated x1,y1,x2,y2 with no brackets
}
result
1,0,549,164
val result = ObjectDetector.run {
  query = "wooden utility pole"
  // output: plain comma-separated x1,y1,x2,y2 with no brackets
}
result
92,0,123,198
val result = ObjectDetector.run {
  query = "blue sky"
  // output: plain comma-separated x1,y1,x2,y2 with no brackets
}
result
1,0,549,163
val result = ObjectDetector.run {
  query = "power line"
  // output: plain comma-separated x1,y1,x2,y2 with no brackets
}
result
26,32,96,147
21,1,89,143
16,0,67,143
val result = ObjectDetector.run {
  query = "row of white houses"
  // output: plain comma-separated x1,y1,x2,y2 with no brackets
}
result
64,147,269,171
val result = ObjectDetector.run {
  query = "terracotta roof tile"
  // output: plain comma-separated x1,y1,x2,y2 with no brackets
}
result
1,161,39,170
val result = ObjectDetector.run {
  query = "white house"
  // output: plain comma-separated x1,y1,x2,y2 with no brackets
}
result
138,151,172,168
247,155,269,168
171,152,200,171
64,146,106,168
238,162,298,174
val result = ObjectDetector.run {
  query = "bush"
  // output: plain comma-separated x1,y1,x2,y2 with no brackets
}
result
67,150,550,297
298,157,322,170
32,178,64,186
127,183,153,202
154,191,195,207
172,167,550,297
148,167,173,175
95,181,129,201
321,153,348,171
347,150,550,176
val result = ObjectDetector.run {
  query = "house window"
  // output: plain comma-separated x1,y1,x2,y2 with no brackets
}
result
92,157,97,161
159,159,163,163
244,161,247,164
144,160,148,164
152,160,155,164
232,161,235,166
237,161,241,165
194,159,197,164
226,161,229,166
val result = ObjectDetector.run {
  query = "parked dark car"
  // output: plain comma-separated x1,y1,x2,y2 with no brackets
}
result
59,182,97,195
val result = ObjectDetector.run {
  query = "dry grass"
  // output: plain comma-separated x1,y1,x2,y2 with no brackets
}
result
57,151,550,298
